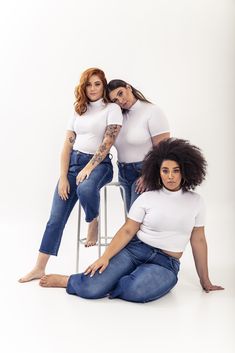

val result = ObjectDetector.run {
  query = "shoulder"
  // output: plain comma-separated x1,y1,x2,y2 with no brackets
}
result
137,102,166,120
133,190,160,204
105,102,122,113
185,190,203,200
147,103,165,116
183,191,205,208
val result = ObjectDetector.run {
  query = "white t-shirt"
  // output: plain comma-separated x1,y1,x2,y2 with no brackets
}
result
114,100,170,163
67,99,123,154
128,187,206,252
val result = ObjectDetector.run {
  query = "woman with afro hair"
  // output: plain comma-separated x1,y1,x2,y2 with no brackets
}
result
39,138,224,303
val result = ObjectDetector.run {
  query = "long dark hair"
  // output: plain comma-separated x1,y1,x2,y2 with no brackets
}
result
107,79,152,104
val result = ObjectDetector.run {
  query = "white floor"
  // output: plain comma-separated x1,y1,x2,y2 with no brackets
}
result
1,204,235,353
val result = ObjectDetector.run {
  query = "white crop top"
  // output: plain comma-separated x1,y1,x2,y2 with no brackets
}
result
114,100,170,163
67,99,123,154
128,188,206,252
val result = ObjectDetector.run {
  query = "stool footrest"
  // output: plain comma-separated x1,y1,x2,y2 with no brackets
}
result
79,237,113,246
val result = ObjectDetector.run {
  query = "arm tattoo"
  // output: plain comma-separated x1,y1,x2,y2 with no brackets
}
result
89,125,121,166
90,143,108,165
68,135,76,144
104,124,120,140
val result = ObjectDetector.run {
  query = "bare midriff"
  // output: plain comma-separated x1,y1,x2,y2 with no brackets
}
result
161,249,183,259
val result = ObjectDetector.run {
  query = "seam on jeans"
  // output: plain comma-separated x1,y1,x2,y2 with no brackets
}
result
53,188,78,254
96,164,113,189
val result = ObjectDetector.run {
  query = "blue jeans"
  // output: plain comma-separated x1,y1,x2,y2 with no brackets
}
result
39,151,113,255
118,161,143,212
66,236,180,303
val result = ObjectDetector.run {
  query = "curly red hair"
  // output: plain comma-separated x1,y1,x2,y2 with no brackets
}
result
74,68,108,115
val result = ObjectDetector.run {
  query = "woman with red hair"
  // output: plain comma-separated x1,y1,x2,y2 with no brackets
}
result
19,68,123,283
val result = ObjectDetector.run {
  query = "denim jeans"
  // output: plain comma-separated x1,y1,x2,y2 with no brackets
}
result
66,236,180,303
39,151,113,255
118,161,143,212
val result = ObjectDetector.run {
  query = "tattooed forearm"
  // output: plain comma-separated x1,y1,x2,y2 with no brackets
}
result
90,143,108,165
104,124,121,140
89,125,121,166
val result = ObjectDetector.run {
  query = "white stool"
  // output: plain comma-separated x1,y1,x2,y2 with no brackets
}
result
75,182,127,272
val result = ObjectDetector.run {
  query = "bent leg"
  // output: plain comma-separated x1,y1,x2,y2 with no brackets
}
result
66,249,136,299
110,263,178,303
77,163,113,222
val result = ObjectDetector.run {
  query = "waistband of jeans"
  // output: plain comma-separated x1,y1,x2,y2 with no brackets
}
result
117,161,143,168
155,248,180,262
73,150,113,160
73,150,93,157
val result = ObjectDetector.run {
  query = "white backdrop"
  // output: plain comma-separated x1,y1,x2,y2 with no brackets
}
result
0,1,235,353
0,0,234,277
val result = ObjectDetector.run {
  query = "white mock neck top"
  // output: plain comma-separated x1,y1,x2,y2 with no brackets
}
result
67,100,123,154
128,188,205,252
114,100,169,163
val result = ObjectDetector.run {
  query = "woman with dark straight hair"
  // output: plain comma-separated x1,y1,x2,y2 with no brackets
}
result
107,79,170,211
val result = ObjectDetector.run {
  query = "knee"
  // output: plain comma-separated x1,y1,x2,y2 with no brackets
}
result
114,274,149,303
77,182,96,200
116,269,178,303
68,274,107,299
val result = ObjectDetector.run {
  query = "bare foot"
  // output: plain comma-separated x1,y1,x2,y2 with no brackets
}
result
18,268,45,283
85,218,98,247
39,274,69,288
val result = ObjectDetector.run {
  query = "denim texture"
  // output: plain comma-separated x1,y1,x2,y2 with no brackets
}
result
39,151,113,255
66,236,180,303
118,161,143,212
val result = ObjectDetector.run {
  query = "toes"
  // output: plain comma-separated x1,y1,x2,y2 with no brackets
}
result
39,276,48,286
85,240,97,247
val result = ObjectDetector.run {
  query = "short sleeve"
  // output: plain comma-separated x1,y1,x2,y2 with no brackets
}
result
127,194,146,223
194,196,206,227
148,105,170,137
106,103,123,126
67,113,76,131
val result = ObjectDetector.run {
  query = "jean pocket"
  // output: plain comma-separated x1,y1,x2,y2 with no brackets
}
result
170,258,180,274
133,162,143,173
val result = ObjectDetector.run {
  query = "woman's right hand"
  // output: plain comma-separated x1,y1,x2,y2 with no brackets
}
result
58,176,70,200
84,256,110,277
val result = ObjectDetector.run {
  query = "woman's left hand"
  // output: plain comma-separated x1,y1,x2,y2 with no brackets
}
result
135,176,146,194
76,166,93,185
200,279,224,293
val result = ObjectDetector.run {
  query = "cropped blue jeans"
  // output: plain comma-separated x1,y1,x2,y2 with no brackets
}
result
66,236,180,303
117,161,143,212
39,151,113,256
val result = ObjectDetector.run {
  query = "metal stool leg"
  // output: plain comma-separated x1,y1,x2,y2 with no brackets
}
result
76,202,81,273
75,182,127,272
104,186,108,247
98,210,101,258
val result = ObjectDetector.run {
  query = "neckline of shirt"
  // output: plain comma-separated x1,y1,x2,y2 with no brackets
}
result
162,187,183,196
88,98,105,108
128,99,142,111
